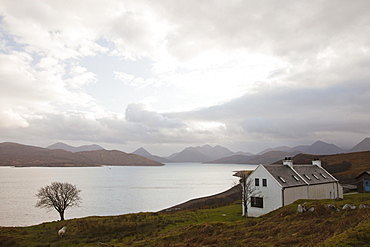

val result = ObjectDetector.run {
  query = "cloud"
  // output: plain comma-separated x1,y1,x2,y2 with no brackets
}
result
125,103,185,129
0,0,370,155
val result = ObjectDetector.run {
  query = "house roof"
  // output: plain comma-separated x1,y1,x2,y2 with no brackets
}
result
264,165,307,187
263,164,337,188
355,171,370,180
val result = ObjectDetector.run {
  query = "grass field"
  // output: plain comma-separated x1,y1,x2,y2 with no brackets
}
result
1,193,370,246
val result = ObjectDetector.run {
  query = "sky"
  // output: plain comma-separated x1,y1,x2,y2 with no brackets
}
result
0,0,369,156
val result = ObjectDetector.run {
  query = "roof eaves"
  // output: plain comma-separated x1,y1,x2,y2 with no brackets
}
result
354,171,370,180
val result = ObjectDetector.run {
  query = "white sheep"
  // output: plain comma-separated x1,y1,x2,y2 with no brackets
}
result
58,226,67,238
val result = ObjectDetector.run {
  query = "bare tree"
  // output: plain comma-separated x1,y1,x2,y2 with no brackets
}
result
36,182,81,221
238,172,260,218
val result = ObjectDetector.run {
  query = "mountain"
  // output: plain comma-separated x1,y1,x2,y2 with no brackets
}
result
168,145,235,162
257,146,292,155
47,142,105,152
208,150,300,165
302,140,344,155
77,149,163,166
131,147,170,163
0,142,163,167
132,147,152,157
290,144,310,152
349,138,370,152
169,148,210,162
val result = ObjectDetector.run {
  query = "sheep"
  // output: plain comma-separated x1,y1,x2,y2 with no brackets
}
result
58,226,67,238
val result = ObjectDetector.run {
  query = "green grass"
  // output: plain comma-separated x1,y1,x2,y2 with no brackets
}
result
2,194,370,246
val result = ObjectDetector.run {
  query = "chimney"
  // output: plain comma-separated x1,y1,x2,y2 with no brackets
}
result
312,158,322,167
283,157,293,168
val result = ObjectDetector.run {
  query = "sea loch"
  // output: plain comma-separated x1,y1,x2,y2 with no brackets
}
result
0,163,256,226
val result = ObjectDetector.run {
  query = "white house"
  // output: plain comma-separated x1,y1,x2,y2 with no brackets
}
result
245,157,343,217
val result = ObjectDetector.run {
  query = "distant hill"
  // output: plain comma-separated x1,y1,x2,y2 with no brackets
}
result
257,141,345,156
132,147,152,157
0,142,163,167
302,140,344,155
131,147,170,163
168,145,235,162
208,150,300,165
165,139,370,164
78,149,163,166
257,146,292,155
349,137,370,153
47,142,105,152
169,148,210,162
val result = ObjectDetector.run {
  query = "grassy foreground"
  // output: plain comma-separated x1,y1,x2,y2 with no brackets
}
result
1,194,370,247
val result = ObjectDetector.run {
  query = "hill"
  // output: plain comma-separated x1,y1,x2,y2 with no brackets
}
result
78,150,163,166
168,144,235,162
0,142,163,167
350,137,370,152
277,150,370,184
207,140,364,164
302,140,344,155
208,150,300,164
132,147,170,163
47,142,105,152
1,193,370,246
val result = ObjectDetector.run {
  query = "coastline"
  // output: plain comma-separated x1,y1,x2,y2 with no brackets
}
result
160,184,241,212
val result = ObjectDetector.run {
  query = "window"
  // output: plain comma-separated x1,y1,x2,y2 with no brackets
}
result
255,178,260,186
251,197,263,208
304,174,311,180
312,174,319,180
292,175,300,181
262,178,267,187
320,173,327,179
278,176,286,183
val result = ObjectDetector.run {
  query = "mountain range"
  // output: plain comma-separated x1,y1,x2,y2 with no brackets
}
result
1,138,369,167
47,142,105,152
0,142,163,167
132,138,370,164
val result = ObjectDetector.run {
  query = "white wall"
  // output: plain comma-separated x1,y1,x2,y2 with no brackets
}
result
283,186,308,205
308,182,343,199
248,165,282,217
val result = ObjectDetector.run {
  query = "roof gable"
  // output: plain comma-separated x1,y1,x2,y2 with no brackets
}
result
263,165,307,187
355,171,370,180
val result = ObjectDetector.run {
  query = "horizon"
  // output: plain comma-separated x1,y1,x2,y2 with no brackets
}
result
5,137,368,157
1,1,370,156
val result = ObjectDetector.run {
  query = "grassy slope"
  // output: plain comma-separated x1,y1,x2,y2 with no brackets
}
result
1,194,370,247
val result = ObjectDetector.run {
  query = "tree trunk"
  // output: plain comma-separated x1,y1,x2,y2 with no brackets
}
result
59,210,65,221
244,203,248,218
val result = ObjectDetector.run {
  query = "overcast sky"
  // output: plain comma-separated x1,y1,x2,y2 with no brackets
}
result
0,0,369,156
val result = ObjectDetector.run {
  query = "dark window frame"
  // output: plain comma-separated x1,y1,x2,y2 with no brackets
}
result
255,178,260,186
262,178,267,187
251,196,263,208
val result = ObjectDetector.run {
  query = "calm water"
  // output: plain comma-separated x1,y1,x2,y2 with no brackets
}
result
0,163,256,227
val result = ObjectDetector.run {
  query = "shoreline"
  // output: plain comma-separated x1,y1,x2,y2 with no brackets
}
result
160,184,241,212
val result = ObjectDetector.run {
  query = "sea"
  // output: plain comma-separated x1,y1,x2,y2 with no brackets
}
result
0,162,257,227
